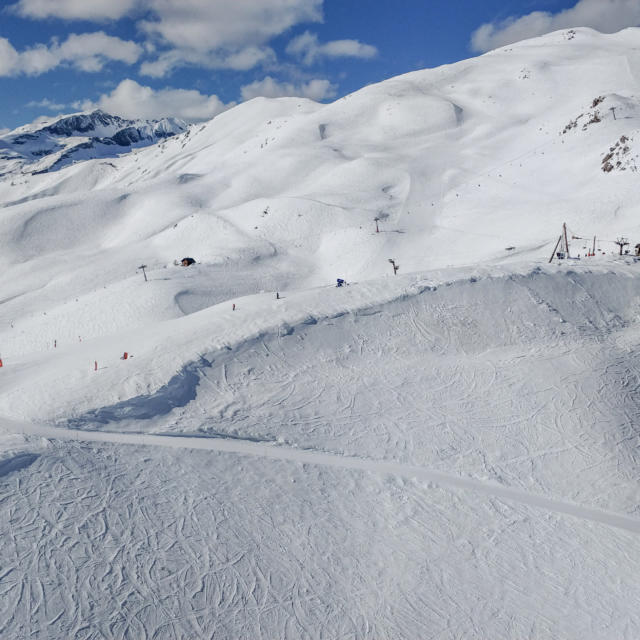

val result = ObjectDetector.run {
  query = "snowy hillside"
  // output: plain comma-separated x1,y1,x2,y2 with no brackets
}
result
1,27,640,639
0,109,186,176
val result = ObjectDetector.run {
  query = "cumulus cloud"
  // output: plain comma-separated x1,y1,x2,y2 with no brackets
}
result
224,46,277,71
79,78,231,122
240,75,336,101
136,0,323,76
11,0,323,48
10,0,325,76
0,38,20,76
471,0,640,52
138,0,322,52
57,32,141,70
7,0,379,77
140,45,276,77
286,31,378,65
26,98,67,110
0,32,142,76
10,0,138,21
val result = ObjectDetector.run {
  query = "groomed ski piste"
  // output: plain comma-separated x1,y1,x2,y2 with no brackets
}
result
1,27,640,639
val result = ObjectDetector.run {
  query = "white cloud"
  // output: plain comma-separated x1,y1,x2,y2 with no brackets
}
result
80,78,232,122
240,75,336,101
138,0,323,52
0,38,20,76
286,31,377,65
26,98,67,110
0,32,142,76
10,0,138,21
18,45,59,75
11,0,324,48
139,45,276,77
58,32,142,69
7,0,378,78
135,0,323,77
224,46,277,71
12,0,324,77
471,0,640,52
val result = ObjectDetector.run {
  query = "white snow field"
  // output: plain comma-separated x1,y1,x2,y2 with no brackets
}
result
2,27,640,639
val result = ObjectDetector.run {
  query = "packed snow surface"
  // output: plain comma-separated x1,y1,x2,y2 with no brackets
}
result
1,27,640,639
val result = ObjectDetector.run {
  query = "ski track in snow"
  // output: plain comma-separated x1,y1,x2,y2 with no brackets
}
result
9,420,640,535
2,432,640,640
3,267,640,638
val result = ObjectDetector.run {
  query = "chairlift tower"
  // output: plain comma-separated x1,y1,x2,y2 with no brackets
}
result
563,222,570,257
549,222,570,262
614,237,629,255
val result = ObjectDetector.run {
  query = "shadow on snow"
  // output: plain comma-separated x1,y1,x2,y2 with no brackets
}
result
66,356,213,429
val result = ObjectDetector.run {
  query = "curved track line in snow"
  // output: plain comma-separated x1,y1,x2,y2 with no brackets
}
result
12,422,640,535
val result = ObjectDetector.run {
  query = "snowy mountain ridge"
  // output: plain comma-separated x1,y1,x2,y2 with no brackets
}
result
2,27,640,639
0,108,187,176
2,24,640,413
2,26,640,405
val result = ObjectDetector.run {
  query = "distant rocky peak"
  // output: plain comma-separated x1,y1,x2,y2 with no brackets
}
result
0,109,189,176
41,110,129,137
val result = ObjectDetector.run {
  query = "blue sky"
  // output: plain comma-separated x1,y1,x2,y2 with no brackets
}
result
1,0,639,131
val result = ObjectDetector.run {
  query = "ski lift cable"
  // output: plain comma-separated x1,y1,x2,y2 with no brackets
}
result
446,134,564,191
464,130,563,181
436,145,573,214
423,119,569,216
566,231,633,246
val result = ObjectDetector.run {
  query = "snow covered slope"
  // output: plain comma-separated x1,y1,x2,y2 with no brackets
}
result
3,263,640,639
1,27,640,639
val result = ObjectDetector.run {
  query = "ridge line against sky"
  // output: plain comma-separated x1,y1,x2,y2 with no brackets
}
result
0,0,639,131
